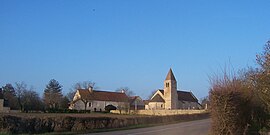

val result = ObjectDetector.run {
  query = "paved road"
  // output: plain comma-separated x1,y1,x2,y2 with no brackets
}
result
87,118,211,135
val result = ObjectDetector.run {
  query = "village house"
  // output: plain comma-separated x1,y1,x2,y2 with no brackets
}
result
69,87,129,111
69,69,200,111
146,68,201,110
129,96,145,110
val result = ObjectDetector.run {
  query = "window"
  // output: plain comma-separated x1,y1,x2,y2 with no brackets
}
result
88,102,92,107
166,83,169,87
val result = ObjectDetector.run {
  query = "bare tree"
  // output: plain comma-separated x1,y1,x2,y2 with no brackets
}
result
148,90,157,100
14,82,27,111
66,90,76,102
68,81,96,101
21,89,43,112
14,82,43,112
200,96,210,109
255,40,270,110
73,81,96,90
115,87,135,97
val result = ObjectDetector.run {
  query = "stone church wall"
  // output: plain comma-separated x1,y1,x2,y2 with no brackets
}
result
111,109,206,116
178,101,201,109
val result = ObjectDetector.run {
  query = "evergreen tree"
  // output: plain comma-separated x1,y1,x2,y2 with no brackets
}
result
1,84,19,109
60,96,70,109
43,79,63,110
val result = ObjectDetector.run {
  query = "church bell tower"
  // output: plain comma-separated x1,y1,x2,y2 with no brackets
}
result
164,68,178,109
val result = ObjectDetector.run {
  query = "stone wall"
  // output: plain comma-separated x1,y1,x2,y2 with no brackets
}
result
111,109,206,116
0,113,209,134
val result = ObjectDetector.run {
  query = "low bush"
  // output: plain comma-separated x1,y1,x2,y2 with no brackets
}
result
209,70,268,134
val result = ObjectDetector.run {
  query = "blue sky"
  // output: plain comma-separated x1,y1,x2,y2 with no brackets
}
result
1,0,270,100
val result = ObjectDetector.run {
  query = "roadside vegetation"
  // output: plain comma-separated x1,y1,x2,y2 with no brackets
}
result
209,40,270,134
0,80,98,113
0,112,209,134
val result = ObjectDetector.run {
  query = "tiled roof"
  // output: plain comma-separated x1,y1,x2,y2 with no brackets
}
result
165,68,176,81
151,94,165,102
158,90,198,102
77,89,129,102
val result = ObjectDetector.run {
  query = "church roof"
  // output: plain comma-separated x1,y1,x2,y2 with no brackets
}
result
151,94,165,102
158,90,198,103
165,68,176,81
77,89,129,102
177,91,198,102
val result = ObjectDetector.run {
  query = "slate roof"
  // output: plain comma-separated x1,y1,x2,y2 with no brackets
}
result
77,89,129,102
177,91,198,102
157,90,198,102
165,68,176,81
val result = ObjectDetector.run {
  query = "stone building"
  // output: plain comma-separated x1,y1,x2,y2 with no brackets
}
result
146,69,201,110
69,87,129,111
129,96,145,110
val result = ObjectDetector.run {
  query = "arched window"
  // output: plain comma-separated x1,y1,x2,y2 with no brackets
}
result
166,83,169,87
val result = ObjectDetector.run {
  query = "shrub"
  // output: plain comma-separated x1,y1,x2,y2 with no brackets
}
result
209,73,252,135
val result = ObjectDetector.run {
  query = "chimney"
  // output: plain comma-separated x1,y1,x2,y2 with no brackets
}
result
88,86,93,93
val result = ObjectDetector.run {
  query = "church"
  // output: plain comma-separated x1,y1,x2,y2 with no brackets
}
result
145,69,201,110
